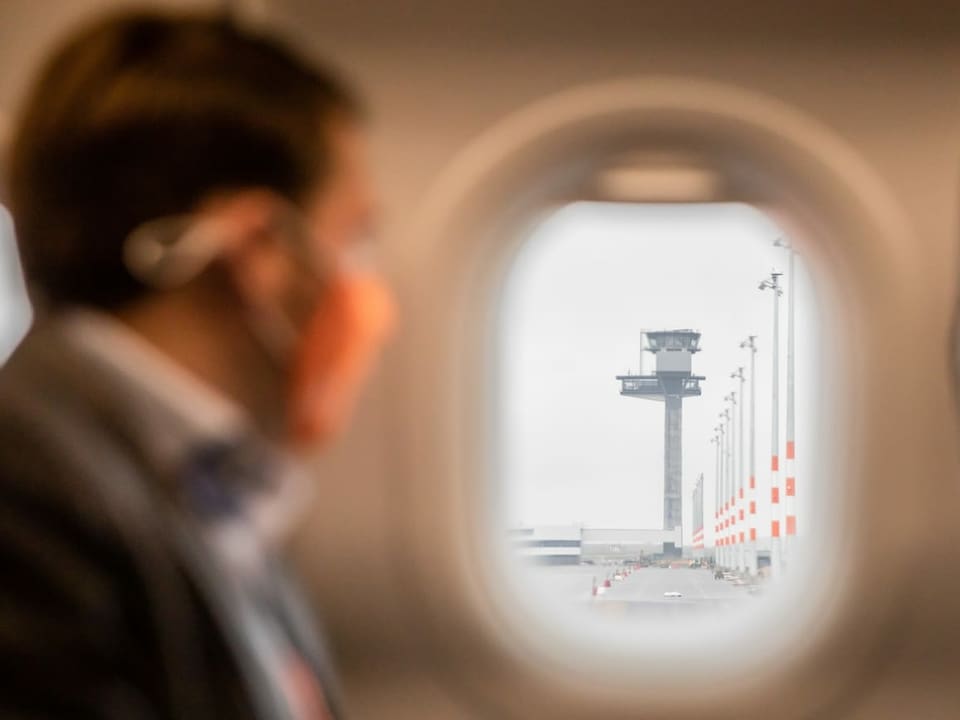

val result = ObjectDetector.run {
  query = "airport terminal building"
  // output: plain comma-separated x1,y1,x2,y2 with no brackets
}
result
511,526,683,564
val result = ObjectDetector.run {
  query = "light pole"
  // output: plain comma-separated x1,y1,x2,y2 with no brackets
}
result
740,336,758,576
718,414,728,568
693,474,704,556
775,239,798,565
711,433,720,562
724,393,736,564
728,394,737,562
759,271,783,576
731,367,746,571
723,402,734,567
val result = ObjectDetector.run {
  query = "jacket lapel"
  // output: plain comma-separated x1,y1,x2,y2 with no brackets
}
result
2,320,299,719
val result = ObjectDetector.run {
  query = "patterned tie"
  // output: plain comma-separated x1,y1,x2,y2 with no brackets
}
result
181,439,336,719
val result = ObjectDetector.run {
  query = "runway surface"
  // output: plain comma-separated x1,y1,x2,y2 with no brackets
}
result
525,565,757,619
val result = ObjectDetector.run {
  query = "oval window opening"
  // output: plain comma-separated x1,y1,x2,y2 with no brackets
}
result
497,200,820,636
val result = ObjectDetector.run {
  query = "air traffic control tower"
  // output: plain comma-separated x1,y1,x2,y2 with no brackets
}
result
617,330,705,532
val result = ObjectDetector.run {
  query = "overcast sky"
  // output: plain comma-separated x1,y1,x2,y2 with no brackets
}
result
498,202,818,544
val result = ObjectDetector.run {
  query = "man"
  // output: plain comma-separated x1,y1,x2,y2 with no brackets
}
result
0,9,394,719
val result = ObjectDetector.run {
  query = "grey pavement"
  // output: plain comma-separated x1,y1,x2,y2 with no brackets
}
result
524,565,757,620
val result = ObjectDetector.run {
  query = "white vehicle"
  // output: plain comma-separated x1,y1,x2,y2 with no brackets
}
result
663,591,683,599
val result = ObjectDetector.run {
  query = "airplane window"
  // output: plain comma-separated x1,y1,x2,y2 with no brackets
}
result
0,205,31,362
496,201,819,639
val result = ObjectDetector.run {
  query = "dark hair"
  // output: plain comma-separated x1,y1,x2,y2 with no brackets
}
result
6,10,361,309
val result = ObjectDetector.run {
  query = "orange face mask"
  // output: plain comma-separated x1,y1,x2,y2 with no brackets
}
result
287,267,396,449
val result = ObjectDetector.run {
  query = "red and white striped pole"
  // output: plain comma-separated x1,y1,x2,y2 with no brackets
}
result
719,419,728,567
760,271,783,576
723,405,733,566
740,336,759,575
783,246,798,563
732,368,746,571
725,395,737,562
712,432,720,562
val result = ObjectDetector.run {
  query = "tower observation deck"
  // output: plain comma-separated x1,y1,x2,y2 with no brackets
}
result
617,330,705,533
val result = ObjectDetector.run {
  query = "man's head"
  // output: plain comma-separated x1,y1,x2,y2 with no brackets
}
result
6,10,394,448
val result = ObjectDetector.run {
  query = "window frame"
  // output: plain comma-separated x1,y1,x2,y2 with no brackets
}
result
388,76,920,719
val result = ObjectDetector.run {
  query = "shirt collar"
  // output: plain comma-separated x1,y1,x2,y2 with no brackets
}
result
58,309,314,546
61,309,248,456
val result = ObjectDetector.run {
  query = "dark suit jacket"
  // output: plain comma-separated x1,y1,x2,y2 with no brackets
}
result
0,318,342,719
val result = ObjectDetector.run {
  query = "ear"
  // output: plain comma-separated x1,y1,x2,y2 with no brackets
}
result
204,190,294,308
